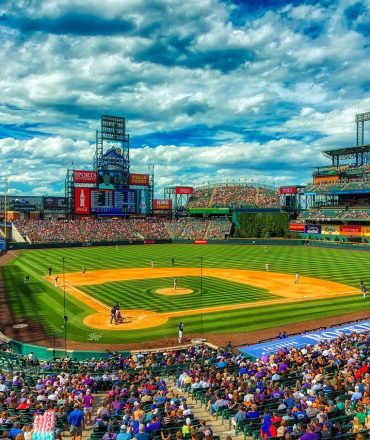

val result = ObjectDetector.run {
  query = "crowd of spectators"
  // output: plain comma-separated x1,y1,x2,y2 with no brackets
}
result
186,186,279,210
13,219,232,244
2,328,370,439
304,178,370,195
187,190,213,209
177,331,370,440
0,344,229,440
300,209,370,222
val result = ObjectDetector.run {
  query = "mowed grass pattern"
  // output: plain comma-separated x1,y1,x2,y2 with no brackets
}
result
82,276,273,312
2,243,370,344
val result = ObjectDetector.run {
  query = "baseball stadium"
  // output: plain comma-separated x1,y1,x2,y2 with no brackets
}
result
2,114,370,440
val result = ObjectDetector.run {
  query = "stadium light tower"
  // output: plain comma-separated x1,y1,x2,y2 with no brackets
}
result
0,177,8,241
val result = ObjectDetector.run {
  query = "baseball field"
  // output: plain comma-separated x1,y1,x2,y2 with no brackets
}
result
1,243,369,347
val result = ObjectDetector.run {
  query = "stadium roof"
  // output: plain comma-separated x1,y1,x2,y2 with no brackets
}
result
322,144,370,160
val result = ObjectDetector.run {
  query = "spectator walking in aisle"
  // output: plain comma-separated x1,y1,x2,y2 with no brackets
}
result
68,403,84,440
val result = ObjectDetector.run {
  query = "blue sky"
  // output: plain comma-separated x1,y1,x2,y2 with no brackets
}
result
1,0,370,196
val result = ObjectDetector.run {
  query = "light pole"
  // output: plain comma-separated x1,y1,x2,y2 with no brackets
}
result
200,256,204,339
4,178,7,242
62,257,68,355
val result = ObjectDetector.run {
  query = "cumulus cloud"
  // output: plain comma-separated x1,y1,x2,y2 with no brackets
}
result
0,0,370,196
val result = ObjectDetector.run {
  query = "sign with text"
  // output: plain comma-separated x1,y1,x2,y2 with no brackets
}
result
74,188,91,215
129,173,149,186
340,225,361,236
239,320,370,359
73,170,97,184
304,224,321,234
153,199,172,210
313,175,339,184
280,186,297,195
321,225,340,235
176,187,193,195
289,223,305,231
43,197,68,211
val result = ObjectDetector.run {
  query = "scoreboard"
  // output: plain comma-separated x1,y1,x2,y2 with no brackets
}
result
91,190,136,214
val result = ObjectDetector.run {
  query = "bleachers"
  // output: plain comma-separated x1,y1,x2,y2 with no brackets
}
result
0,326,370,440
187,184,280,209
13,218,231,244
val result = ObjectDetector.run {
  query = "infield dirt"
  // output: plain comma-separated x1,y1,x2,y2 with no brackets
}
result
45,267,359,331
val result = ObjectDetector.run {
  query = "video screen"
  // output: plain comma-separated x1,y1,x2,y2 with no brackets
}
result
91,190,136,214
98,170,126,189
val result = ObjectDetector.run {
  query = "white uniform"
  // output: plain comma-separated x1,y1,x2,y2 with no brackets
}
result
265,264,269,271
295,273,300,284
173,278,177,290
178,323,184,343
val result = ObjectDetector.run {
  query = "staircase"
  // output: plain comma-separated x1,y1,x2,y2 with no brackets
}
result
208,188,217,208
77,379,248,440
167,377,246,440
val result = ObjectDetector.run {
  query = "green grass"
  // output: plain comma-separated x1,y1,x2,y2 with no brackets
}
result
2,244,370,344
81,276,273,313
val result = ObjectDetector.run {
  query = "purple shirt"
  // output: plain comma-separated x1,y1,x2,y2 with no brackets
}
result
300,432,320,440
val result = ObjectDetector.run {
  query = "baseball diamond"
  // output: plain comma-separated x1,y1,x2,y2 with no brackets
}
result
1,243,369,348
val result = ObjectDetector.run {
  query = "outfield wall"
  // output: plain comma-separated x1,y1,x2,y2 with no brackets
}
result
6,237,370,251
5,337,130,361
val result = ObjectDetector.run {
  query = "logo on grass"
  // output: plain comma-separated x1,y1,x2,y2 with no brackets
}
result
87,332,103,341
13,323,29,329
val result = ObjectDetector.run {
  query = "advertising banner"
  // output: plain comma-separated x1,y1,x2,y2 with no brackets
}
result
289,223,304,231
175,187,193,195
339,225,361,236
74,188,90,215
304,224,321,234
279,186,297,195
189,208,230,215
0,238,5,251
153,199,173,210
194,240,208,244
129,173,149,186
73,170,97,184
239,320,370,359
313,175,339,184
361,226,370,237
321,225,340,235
43,197,68,211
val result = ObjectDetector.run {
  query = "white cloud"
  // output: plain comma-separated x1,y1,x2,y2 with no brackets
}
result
0,0,370,197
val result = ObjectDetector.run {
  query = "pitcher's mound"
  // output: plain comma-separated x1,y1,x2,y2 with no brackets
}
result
156,288,193,295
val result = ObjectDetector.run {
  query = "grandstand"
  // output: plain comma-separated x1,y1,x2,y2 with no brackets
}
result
1,321,370,440
186,183,280,210
284,143,370,241
12,218,232,244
